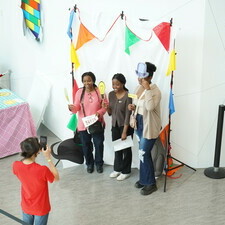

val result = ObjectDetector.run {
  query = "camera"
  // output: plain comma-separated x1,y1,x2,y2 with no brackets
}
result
40,136,47,150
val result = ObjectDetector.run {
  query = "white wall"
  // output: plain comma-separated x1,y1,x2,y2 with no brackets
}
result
1,0,225,168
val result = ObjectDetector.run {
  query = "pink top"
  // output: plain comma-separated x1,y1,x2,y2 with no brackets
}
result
71,88,108,131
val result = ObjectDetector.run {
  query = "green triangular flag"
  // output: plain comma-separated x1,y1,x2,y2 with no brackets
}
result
67,114,78,131
125,27,140,55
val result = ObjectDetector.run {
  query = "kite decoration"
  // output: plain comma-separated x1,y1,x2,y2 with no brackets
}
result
21,0,41,40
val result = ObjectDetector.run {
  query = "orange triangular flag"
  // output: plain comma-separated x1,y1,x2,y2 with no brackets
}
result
159,124,169,149
75,23,95,50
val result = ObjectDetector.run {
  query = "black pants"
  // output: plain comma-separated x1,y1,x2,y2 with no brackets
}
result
112,125,133,174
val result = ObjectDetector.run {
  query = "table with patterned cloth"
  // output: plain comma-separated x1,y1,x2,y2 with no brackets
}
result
0,89,36,158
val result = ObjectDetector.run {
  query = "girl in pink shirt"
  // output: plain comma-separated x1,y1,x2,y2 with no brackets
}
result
68,72,107,173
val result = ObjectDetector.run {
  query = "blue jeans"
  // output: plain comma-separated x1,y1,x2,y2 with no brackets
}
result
22,212,49,225
79,130,104,167
136,114,156,186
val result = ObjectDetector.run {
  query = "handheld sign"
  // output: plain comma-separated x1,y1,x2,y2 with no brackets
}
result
64,88,70,103
98,81,106,99
128,93,137,99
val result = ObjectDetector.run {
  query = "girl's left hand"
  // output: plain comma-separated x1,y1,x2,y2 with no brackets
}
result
121,132,127,140
96,112,100,118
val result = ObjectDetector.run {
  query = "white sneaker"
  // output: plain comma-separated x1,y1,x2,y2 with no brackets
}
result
117,173,130,181
109,171,121,178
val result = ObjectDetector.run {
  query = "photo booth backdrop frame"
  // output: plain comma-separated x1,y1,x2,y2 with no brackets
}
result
66,7,176,167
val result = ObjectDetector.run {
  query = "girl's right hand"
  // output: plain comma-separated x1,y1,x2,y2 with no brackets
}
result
68,104,75,111
41,146,51,158
102,101,109,109
128,104,135,111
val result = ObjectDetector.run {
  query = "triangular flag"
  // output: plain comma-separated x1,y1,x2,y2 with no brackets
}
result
75,23,95,50
125,27,140,55
72,78,79,102
153,22,171,52
166,49,176,76
71,43,80,69
159,124,169,149
169,88,175,115
67,10,75,39
67,114,78,131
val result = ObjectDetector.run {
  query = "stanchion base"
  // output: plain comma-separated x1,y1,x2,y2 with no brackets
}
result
204,167,225,179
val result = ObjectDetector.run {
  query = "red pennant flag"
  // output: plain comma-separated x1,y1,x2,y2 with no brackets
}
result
153,22,171,52
72,78,79,102
75,23,95,50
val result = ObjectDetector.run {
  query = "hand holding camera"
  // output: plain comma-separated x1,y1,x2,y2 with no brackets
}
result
40,136,47,150
40,136,52,162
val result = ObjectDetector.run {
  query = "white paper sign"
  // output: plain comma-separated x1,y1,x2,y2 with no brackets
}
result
82,114,98,128
113,135,134,151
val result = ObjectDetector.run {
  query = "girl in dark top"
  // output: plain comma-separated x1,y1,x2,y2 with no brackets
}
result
107,73,133,181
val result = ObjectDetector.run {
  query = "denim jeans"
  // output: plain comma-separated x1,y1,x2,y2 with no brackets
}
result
136,114,156,186
22,212,49,225
79,130,104,167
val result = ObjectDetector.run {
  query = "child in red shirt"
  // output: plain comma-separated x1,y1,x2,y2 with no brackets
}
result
13,137,59,225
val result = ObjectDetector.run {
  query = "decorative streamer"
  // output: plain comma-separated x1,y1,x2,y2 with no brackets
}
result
21,0,41,40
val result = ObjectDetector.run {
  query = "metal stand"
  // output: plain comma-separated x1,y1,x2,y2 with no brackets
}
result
163,126,196,192
204,104,225,179
164,71,196,192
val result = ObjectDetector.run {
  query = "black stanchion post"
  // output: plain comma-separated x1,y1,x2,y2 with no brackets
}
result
204,104,225,179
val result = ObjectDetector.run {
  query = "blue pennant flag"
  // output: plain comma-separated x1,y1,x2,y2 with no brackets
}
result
169,89,175,115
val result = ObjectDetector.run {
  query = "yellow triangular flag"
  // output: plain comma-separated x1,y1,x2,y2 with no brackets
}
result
166,49,176,76
70,43,80,69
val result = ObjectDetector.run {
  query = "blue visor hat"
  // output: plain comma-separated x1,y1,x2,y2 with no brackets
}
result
135,63,149,78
